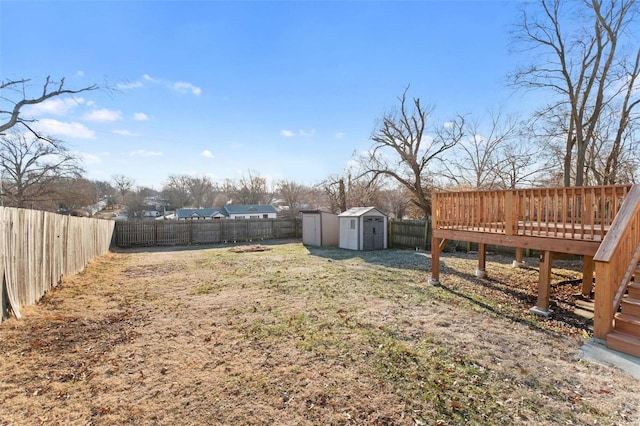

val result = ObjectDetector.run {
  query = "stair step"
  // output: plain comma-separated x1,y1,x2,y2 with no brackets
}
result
614,312,640,335
621,296,640,316
607,331,640,358
629,282,640,299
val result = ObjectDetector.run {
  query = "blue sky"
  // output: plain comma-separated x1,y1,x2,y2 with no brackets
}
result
1,0,526,189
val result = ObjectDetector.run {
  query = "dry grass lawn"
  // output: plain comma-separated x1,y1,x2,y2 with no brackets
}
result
0,241,638,425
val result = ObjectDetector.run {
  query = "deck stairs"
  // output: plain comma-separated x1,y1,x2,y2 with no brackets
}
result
606,268,640,357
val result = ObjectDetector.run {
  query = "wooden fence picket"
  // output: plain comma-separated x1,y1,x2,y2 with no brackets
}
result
0,207,114,322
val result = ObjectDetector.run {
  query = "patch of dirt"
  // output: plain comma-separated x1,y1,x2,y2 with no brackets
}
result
228,244,273,253
0,243,638,425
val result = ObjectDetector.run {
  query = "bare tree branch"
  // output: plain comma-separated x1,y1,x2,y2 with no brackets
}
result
359,87,463,218
0,76,98,137
512,0,640,186
0,131,83,208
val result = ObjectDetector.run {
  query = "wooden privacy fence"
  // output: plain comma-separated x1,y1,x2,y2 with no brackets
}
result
388,219,431,250
0,207,115,322
114,218,302,247
387,219,519,254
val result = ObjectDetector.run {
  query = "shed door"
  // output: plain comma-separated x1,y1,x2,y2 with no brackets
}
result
303,215,321,246
363,217,384,250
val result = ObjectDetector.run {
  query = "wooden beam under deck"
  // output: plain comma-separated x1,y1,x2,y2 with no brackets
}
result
433,228,601,256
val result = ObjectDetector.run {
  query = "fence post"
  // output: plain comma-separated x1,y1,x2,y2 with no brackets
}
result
423,219,430,250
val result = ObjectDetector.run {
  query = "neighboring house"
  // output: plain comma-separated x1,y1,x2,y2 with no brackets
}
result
176,208,226,220
223,204,278,220
158,211,176,220
175,205,278,220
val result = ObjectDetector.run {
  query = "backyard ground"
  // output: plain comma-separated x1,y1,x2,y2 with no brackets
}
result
0,241,638,425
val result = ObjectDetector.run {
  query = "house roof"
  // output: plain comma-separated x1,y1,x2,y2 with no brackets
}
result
176,208,225,219
223,204,278,215
338,207,386,218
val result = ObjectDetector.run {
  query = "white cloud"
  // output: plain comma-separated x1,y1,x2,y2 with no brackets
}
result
143,74,158,83
336,132,345,139
299,129,315,137
133,112,149,121
130,149,162,157
34,119,96,139
141,74,201,96
76,70,85,77
281,129,315,138
24,97,85,116
77,152,103,164
201,149,214,158
112,129,139,136
84,108,122,122
116,81,144,90
173,81,202,96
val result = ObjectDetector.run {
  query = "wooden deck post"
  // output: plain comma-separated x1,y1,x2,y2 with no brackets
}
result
593,261,615,339
530,250,554,317
513,247,526,268
429,236,441,285
581,255,594,297
476,243,487,278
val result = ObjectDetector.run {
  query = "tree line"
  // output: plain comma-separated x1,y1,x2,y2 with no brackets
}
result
1,0,638,219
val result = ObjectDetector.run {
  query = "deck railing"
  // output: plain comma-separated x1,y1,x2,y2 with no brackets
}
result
432,185,632,241
593,184,640,339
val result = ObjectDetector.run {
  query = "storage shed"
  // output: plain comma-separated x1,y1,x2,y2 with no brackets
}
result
301,210,339,247
338,207,388,250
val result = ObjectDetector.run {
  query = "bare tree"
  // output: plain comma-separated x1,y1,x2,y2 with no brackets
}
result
0,131,83,208
54,178,99,212
1,76,98,138
512,0,640,186
360,87,464,218
111,174,135,205
92,179,117,207
125,186,157,218
187,176,214,208
234,170,273,205
320,172,387,214
163,175,192,208
379,186,412,219
598,50,640,184
320,175,347,214
495,138,557,189
439,111,519,189
276,179,310,217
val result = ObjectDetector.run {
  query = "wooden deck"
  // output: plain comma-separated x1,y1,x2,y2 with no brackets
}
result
430,184,640,348
432,185,630,253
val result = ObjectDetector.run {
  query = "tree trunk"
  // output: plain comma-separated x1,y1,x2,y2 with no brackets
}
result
338,179,347,212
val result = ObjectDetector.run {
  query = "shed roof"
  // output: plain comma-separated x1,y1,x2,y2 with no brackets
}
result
338,207,386,217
